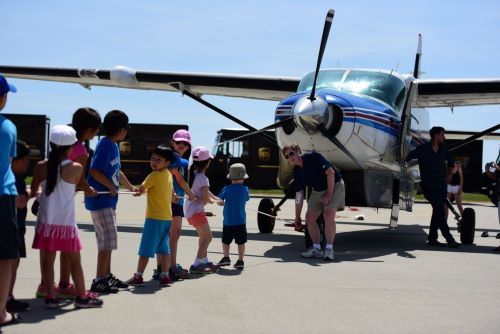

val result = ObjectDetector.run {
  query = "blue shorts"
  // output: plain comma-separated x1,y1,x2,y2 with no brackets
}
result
172,203,184,217
138,218,172,257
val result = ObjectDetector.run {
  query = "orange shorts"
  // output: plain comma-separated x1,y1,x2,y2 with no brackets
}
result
187,212,208,227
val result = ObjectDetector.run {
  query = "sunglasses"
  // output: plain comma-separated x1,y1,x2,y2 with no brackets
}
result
174,141,189,146
284,151,296,159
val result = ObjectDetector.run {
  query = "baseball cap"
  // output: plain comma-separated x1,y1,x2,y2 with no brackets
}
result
172,129,191,145
50,125,77,146
227,163,249,180
192,146,213,161
0,74,17,96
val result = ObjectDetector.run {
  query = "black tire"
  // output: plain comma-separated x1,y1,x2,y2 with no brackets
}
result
460,208,475,245
304,215,325,249
257,198,275,233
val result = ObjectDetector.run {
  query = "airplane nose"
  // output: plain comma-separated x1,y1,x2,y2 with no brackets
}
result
292,96,342,135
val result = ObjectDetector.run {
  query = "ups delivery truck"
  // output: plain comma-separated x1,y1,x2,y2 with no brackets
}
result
206,128,279,194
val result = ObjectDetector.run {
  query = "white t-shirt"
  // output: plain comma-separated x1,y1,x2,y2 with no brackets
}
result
184,171,209,218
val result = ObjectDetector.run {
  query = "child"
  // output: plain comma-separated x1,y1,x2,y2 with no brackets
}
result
38,107,102,300
217,163,250,270
31,125,103,308
184,146,220,274
153,129,194,281
6,141,31,312
85,110,136,294
127,146,180,286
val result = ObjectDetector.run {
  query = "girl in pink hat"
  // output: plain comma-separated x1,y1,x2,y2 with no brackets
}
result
184,146,220,274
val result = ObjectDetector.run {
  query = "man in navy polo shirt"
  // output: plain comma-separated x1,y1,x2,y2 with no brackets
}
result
406,126,460,248
283,144,345,261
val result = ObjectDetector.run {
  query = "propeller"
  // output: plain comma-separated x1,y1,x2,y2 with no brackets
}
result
309,9,335,101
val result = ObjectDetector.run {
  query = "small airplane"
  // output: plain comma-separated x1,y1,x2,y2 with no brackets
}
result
1,9,500,239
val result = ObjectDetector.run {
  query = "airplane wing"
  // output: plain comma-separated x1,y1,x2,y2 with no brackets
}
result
0,65,300,101
416,79,500,107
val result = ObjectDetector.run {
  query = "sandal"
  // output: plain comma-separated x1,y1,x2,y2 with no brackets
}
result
0,312,20,327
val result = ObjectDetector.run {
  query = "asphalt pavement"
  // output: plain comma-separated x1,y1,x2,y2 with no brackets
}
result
3,194,500,334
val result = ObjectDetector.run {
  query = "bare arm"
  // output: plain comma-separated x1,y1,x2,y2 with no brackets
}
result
90,168,118,196
170,167,195,200
73,154,97,197
295,190,304,224
201,186,212,205
119,170,136,192
458,166,464,194
29,161,44,199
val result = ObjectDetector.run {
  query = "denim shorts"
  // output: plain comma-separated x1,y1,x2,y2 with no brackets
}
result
172,203,184,217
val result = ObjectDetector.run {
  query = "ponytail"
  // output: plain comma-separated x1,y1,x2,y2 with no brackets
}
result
188,160,211,188
45,143,72,196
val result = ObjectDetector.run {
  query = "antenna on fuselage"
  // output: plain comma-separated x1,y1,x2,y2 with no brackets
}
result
413,34,422,79
309,9,335,101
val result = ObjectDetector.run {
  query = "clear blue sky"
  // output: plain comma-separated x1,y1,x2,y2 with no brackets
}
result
2,0,499,165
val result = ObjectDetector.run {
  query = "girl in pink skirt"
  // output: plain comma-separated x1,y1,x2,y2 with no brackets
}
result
31,125,102,308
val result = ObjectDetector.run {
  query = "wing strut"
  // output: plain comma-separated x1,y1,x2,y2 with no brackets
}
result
448,123,500,152
169,82,277,146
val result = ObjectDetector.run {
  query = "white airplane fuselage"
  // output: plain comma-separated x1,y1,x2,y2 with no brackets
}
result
274,68,429,208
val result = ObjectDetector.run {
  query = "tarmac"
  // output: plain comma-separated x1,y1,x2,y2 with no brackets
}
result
3,194,500,334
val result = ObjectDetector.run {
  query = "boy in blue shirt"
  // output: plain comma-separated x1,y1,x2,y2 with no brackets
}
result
85,110,137,293
217,163,250,270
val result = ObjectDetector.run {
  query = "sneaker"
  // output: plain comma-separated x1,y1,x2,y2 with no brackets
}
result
90,278,119,294
233,260,245,269
323,249,335,261
152,265,162,280
301,247,324,258
126,274,145,287
176,264,190,279
159,275,172,287
205,262,218,271
44,297,60,309
218,256,231,267
168,267,179,281
189,264,213,274
106,273,129,289
74,295,104,308
56,283,78,299
447,239,461,249
6,297,30,312
35,283,56,298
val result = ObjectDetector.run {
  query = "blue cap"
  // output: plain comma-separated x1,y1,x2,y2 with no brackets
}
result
0,74,17,96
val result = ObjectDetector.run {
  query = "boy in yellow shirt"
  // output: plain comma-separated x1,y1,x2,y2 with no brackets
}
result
127,146,183,286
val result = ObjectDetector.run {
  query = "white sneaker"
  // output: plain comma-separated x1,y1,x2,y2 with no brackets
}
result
323,249,335,261
301,247,324,258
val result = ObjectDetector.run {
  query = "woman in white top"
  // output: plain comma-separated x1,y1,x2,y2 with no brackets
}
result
31,125,102,308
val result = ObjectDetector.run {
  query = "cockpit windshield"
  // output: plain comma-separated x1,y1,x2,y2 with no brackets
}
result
297,69,406,112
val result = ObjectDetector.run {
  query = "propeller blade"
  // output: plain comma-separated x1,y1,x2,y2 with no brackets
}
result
413,34,422,79
309,9,335,101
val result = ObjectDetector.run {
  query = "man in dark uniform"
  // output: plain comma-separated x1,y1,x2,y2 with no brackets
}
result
406,126,460,248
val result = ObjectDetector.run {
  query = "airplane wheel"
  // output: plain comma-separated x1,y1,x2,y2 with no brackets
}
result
304,215,325,249
257,198,275,233
460,208,475,245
